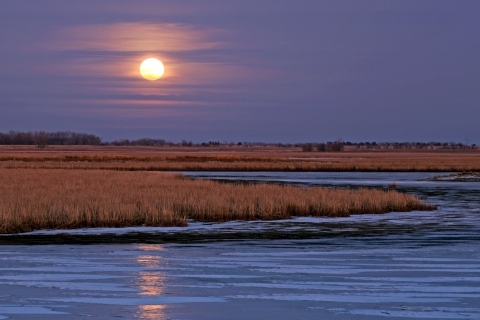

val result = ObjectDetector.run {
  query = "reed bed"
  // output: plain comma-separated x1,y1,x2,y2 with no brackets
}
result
0,147,478,172
0,169,435,234
2,156,479,172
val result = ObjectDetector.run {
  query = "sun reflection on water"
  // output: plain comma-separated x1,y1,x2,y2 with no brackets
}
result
137,272,166,296
137,304,168,320
137,255,163,268
136,244,169,319
138,244,165,252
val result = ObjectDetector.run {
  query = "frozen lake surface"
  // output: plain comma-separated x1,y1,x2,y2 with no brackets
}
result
0,172,479,319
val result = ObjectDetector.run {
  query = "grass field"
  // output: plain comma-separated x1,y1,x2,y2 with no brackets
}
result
0,169,435,234
0,145,479,172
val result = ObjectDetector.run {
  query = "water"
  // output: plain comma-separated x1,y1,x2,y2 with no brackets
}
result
0,172,479,319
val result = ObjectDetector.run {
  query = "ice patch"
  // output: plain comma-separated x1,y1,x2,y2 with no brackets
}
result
251,267,480,274
349,277,480,283
227,282,480,293
229,293,456,303
0,305,68,315
167,274,262,279
0,281,137,292
346,308,480,318
34,296,225,305
0,266,184,273
0,274,126,281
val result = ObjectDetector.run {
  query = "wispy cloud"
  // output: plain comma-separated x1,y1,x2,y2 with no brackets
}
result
36,22,257,89
53,22,223,52
21,20,263,120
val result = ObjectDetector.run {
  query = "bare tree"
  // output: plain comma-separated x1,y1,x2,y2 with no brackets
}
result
302,143,314,152
34,131,49,148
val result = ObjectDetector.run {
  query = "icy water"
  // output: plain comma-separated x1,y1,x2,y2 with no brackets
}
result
0,172,479,319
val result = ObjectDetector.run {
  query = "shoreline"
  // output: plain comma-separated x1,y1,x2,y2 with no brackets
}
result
423,172,480,182
3,213,477,245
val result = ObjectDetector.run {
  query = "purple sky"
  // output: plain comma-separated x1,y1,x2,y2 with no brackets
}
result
1,1,479,143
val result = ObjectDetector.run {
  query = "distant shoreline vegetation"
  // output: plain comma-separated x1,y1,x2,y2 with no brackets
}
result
0,131,477,150
0,131,102,147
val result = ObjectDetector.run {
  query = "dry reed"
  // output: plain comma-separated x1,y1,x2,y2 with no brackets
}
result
0,169,435,234
0,146,478,172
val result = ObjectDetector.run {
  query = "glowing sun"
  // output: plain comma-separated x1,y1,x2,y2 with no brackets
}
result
140,58,164,80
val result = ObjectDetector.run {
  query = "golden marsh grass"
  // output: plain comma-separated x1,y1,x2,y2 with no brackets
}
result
0,169,435,234
0,146,478,172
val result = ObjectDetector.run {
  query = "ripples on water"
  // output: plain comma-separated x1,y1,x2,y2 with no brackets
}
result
0,172,478,319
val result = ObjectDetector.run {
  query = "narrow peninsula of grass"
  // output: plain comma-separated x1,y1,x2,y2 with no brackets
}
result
0,169,435,234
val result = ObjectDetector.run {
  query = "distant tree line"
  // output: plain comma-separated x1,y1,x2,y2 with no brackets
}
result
109,138,173,146
300,141,476,152
302,141,345,152
343,141,476,150
0,131,477,150
201,141,221,146
107,139,476,151
0,131,102,148
109,139,239,147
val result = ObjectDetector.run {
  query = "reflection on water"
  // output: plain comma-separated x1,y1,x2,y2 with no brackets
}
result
137,304,168,320
136,244,167,318
137,255,163,268
137,244,165,252
137,272,166,296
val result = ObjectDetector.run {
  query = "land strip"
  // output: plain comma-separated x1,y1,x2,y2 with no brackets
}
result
0,146,479,172
0,169,434,234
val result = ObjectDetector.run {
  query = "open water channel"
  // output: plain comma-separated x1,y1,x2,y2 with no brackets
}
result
0,172,479,319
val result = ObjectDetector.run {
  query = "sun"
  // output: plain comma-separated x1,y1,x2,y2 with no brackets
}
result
140,58,164,81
